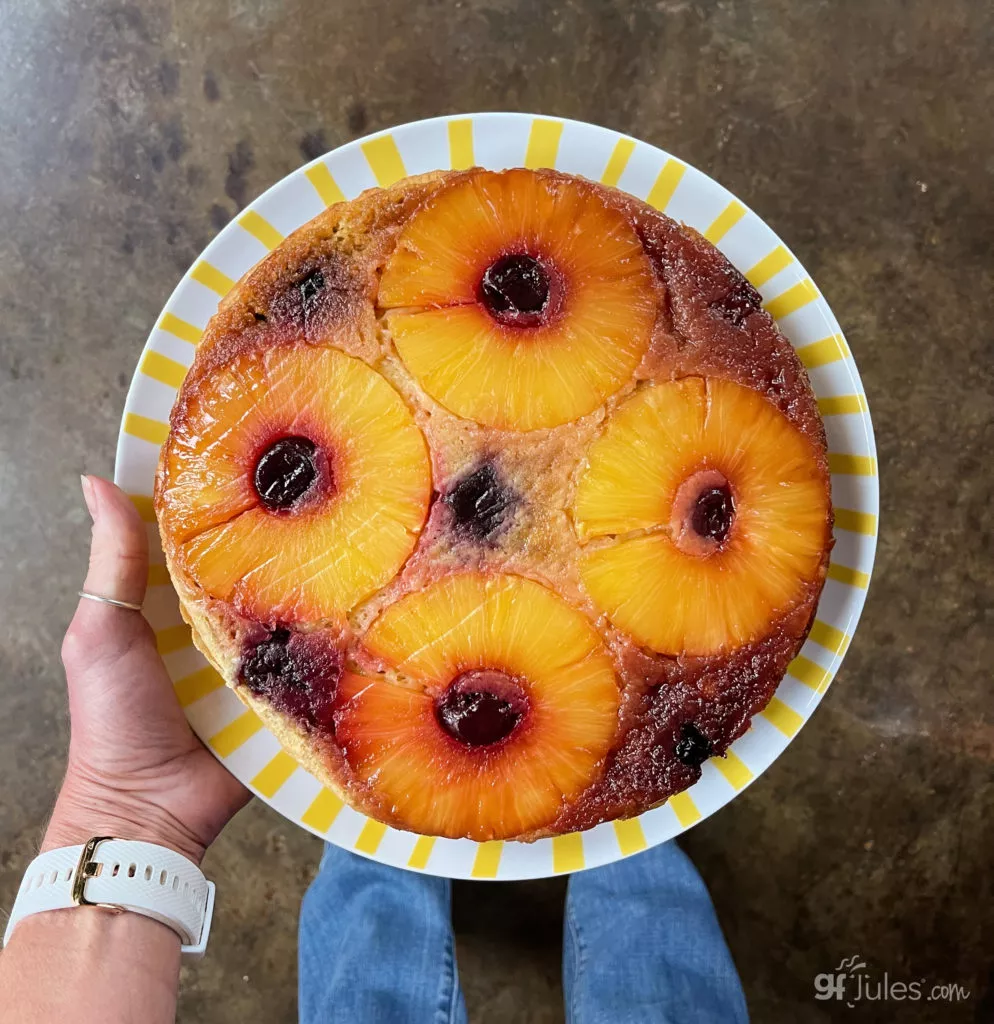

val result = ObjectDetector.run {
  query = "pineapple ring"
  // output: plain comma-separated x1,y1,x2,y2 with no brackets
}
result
158,344,431,623
333,573,620,840
574,377,832,656
378,168,657,431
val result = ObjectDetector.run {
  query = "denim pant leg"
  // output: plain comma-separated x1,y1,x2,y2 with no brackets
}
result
299,844,468,1024
563,841,748,1024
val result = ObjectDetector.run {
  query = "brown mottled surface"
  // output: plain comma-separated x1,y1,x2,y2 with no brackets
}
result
0,2,990,1022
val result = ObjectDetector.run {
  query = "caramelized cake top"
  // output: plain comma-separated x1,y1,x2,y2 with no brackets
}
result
155,168,832,841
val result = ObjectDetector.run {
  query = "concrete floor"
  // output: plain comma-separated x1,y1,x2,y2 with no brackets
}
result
1,1,991,1021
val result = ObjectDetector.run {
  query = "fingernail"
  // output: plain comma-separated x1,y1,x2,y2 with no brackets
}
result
80,475,98,521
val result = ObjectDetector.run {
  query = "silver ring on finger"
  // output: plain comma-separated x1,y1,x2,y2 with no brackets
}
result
77,590,143,612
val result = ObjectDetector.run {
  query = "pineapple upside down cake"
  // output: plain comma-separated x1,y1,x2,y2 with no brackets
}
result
156,167,833,841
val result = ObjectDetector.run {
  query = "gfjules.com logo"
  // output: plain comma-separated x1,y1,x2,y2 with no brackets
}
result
814,955,971,1008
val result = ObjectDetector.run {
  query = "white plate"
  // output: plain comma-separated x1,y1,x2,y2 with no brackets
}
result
115,112,878,880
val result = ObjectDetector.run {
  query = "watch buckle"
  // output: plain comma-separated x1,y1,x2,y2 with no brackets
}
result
71,836,119,910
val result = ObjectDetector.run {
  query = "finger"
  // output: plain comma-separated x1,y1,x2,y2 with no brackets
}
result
64,477,152,675
79,475,149,609
64,477,178,722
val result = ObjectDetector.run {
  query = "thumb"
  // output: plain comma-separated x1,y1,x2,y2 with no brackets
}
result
63,475,152,675
63,474,192,747
79,474,148,609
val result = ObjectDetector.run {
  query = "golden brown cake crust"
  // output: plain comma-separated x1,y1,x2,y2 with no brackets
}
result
155,168,832,841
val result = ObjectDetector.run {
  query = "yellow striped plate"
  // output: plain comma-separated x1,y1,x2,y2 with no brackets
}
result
115,113,876,880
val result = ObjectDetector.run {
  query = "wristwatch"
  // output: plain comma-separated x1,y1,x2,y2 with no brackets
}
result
3,837,215,957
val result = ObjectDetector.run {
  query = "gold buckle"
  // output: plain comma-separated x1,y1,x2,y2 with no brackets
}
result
71,836,117,908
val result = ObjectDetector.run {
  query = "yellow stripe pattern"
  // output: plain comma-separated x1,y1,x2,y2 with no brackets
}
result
407,836,436,870
155,623,191,655
827,562,870,589
140,350,188,390
209,710,263,757
834,508,877,535
173,665,224,707
789,655,832,693
147,563,171,587
711,750,754,790
190,261,235,297
704,200,746,244
124,413,169,446
447,119,474,170
613,817,647,856
796,333,849,369
764,279,819,320
809,620,851,656
129,494,155,522
361,134,407,187
760,697,804,738
600,138,635,186
668,792,702,827
237,210,284,250
829,453,877,476
524,118,564,169
251,750,298,798
305,163,346,207
552,833,585,874
745,246,793,288
471,840,503,878
354,819,388,855
158,313,203,346
818,394,867,416
302,788,344,833
646,159,685,212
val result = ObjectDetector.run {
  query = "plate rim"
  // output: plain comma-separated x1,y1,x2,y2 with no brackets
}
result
115,110,878,880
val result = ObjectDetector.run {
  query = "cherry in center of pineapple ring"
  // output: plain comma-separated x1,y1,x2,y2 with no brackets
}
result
255,436,324,511
692,485,735,543
435,669,529,747
671,469,736,556
478,253,553,327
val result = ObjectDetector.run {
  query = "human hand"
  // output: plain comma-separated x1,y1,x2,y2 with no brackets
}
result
46,476,250,864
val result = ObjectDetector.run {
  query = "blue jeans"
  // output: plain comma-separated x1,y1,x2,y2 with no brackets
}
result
299,841,748,1023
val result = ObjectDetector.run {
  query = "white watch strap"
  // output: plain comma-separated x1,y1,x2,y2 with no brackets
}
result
3,838,215,957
